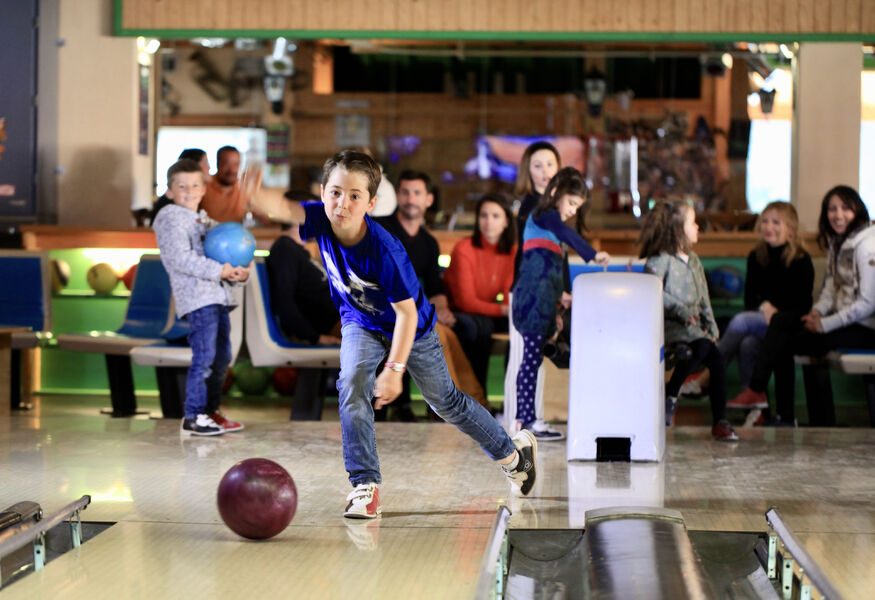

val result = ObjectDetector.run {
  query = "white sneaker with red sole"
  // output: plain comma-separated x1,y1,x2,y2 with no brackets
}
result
344,483,381,519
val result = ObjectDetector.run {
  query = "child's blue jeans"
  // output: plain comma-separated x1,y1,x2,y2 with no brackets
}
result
185,304,232,419
337,322,517,486
716,310,767,388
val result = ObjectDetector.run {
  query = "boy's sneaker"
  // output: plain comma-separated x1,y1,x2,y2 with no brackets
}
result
726,388,769,409
712,419,739,442
210,411,244,432
502,430,537,496
526,419,565,442
344,483,381,519
181,414,223,436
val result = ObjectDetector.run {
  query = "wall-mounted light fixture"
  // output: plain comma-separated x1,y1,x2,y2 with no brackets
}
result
583,68,607,117
758,88,776,114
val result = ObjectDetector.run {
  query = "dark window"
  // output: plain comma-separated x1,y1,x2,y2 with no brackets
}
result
607,57,701,99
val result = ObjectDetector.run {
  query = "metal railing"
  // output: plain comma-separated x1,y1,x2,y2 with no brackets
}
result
475,505,511,600
0,495,91,587
765,507,842,600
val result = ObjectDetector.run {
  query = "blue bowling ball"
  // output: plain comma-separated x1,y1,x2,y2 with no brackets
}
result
707,265,744,299
204,223,256,267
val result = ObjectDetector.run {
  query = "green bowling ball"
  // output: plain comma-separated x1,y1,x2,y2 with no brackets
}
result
233,361,271,396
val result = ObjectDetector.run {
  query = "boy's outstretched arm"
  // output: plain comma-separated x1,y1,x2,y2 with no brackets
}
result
251,187,306,224
246,184,307,225
373,298,417,408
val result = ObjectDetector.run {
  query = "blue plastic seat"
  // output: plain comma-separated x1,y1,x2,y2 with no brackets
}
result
57,254,189,416
0,251,49,335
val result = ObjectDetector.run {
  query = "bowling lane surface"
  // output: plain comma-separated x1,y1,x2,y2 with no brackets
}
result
3,399,875,598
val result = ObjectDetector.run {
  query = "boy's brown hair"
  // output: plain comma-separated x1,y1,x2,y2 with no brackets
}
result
166,159,204,187
321,150,381,199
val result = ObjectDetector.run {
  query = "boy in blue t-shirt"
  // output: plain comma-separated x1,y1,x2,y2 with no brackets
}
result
254,150,537,518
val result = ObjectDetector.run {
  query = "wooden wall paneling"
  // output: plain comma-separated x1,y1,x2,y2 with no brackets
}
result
796,0,816,32
119,0,873,34
706,0,746,32
830,0,847,33
845,0,862,34
765,0,784,34
783,0,801,34
671,0,689,31
686,0,706,32
813,0,832,31
747,0,768,33
577,0,599,32
657,0,678,31
864,0,875,35
564,0,581,32
427,1,448,33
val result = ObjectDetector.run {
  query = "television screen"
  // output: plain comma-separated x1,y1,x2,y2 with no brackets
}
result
465,135,585,183
155,127,269,195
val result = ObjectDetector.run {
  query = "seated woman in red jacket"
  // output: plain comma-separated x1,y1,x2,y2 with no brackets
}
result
444,194,517,393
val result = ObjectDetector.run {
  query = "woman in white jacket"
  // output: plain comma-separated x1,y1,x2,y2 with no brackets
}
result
728,185,874,425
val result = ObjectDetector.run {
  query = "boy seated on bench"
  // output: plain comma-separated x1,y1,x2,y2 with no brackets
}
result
153,159,250,436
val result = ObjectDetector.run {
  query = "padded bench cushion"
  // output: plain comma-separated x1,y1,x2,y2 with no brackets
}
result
56,332,161,355
130,345,193,367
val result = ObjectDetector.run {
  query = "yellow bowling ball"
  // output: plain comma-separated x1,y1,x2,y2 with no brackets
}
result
86,262,120,295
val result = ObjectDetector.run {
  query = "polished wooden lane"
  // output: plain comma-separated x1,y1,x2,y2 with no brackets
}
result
2,398,874,598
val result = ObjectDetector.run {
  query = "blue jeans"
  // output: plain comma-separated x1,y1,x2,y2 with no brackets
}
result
717,311,767,388
338,322,517,486
185,304,232,419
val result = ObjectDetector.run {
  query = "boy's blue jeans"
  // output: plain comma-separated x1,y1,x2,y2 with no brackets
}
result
338,322,517,486
185,304,232,419
716,310,766,388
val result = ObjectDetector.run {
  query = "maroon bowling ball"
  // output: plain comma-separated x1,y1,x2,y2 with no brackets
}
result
217,458,297,540
272,366,299,396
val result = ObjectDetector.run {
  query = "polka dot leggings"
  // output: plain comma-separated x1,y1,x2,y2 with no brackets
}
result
515,333,546,427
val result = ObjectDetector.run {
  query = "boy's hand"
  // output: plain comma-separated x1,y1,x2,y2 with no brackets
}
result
373,369,403,408
240,164,263,200
231,265,250,282
220,263,236,280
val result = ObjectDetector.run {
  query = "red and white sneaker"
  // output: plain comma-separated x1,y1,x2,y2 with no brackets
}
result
712,419,739,442
209,411,244,432
726,388,769,410
344,483,381,519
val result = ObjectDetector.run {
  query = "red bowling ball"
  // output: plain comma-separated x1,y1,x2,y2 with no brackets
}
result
217,458,297,540
272,366,299,396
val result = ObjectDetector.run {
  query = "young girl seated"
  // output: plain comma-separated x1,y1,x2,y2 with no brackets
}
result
718,201,814,421
638,200,738,441
512,167,609,440
729,186,875,425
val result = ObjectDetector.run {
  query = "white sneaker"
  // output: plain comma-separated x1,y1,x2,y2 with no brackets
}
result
344,483,381,519
527,419,565,442
180,414,223,436
502,430,537,496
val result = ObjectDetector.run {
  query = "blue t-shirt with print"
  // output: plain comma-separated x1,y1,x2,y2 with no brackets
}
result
299,201,436,339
